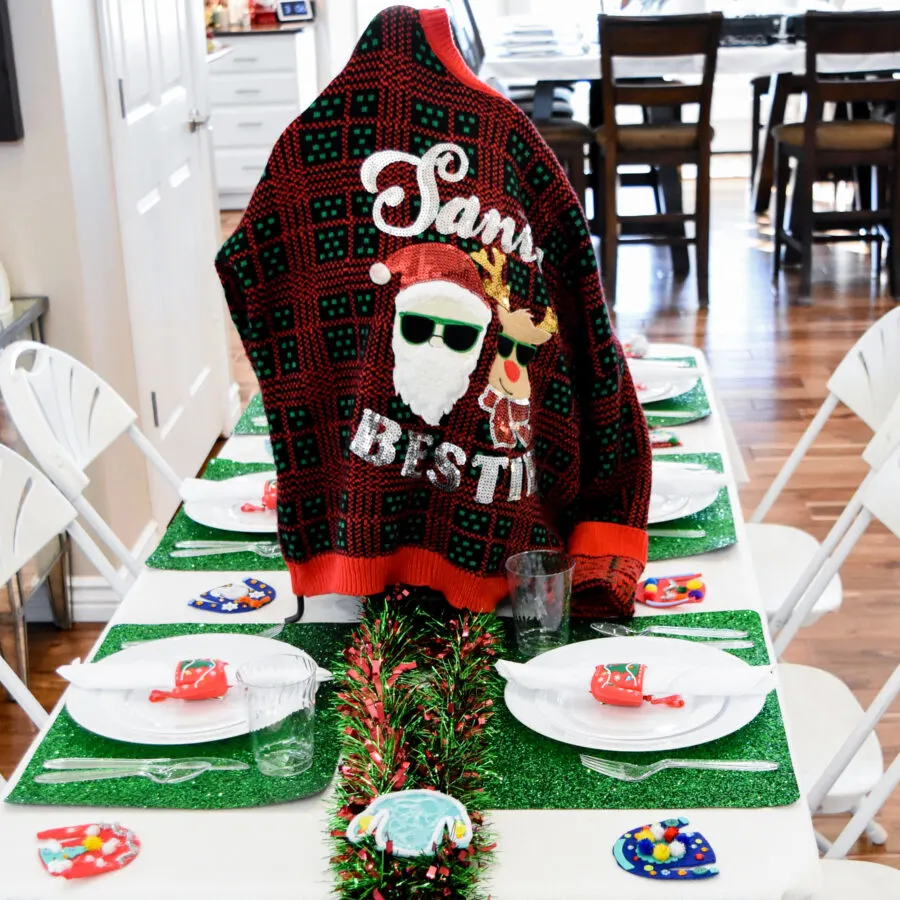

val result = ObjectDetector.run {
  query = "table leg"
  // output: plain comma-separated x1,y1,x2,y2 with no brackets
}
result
752,73,793,215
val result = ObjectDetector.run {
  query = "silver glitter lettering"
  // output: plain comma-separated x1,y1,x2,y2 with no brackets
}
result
508,456,523,502
401,431,434,478
523,451,538,496
427,441,466,492
349,408,402,467
472,453,509,505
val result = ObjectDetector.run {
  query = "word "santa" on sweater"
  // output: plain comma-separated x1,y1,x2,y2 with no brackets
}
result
350,408,538,505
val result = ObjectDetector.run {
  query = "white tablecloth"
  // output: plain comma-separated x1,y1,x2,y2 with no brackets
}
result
0,345,817,899
482,44,900,83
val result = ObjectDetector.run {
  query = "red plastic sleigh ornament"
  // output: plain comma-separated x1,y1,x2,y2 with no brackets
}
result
37,823,140,879
590,663,684,709
148,659,230,702
241,478,277,513
637,574,706,609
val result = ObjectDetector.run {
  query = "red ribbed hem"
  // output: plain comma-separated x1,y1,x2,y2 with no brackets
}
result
419,9,501,97
568,522,649,566
287,549,508,613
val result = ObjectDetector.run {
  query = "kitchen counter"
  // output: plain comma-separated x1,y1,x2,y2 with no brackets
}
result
212,23,311,36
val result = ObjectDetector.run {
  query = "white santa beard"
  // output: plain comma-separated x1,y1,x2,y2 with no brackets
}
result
392,326,485,426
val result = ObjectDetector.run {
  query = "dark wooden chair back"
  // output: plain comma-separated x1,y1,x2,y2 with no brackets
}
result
598,13,723,153
800,12,900,161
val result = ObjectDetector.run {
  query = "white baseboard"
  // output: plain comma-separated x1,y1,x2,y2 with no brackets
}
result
25,520,161,624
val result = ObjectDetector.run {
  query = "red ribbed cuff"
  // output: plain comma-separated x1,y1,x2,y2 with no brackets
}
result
568,522,649,566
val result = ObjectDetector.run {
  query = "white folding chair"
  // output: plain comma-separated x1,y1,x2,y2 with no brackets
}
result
784,860,900,900
0,445,130,762
0,341,181,578
769,395,900,642
746,306,900,629
778,446,900,847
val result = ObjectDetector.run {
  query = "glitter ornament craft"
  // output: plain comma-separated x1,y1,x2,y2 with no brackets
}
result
240,478,277,513
346,790,474,858
37,823,140,879
637,574,706,608
613,817,718,880
148,658,230,702
189,578,276,614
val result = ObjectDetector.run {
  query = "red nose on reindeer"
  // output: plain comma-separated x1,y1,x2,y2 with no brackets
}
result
504,360,520,383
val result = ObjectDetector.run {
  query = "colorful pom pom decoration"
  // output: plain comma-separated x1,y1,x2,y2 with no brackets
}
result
346,790,473,858
189,578,277,614
37,823,140,880
637,574,706,609
613,817,718,881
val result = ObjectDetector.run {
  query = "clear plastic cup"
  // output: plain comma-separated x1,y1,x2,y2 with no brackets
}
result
237,653,316,777
505,550,575,657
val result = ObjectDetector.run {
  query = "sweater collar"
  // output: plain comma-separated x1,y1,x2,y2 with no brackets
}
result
418,8,500,96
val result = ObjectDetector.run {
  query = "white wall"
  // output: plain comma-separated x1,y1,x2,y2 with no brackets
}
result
0,0,154,574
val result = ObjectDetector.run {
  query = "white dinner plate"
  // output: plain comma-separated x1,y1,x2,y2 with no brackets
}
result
503,636,768,752
183,472,277,534
66,634,313,745
637,376,700,405
648,488,719,524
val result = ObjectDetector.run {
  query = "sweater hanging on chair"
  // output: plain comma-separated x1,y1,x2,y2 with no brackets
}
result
216,5,652,618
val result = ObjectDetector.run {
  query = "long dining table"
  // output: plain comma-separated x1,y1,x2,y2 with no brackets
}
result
0,344,820,899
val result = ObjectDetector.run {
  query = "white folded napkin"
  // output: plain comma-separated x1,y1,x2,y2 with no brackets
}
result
496,659,775,698
629,359,701,385
179,475,274,504
651,463,727,497
58,656,332,691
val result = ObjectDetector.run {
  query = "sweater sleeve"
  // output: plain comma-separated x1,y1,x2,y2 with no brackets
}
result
535,201,652,619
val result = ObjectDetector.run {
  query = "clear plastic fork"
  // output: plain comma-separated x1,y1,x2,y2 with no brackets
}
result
579,754,778,782
35,761,213,786
170,540,281,559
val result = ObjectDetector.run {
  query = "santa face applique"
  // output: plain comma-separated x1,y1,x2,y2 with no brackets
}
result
370,244,491,427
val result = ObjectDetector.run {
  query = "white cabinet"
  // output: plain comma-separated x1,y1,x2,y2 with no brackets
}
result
209,30,317,209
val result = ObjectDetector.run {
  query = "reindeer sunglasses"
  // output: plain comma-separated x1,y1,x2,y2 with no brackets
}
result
497,333,539,367
398,312,484,353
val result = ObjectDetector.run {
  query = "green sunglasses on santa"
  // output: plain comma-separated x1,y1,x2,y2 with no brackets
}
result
399,312,484,353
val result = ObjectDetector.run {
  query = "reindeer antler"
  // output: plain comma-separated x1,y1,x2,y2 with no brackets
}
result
470,248,511,310
537,307,558,335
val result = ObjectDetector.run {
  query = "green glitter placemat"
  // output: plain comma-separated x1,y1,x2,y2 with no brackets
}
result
5,622,350,810
649,453,737,562
145,458,284,571
643,376,711,428
233,392,268,435
487,611,800,810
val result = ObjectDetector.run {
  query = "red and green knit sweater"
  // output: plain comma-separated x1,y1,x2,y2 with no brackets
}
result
216,5,651,617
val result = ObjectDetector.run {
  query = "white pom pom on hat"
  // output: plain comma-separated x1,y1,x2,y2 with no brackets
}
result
369,262,392,285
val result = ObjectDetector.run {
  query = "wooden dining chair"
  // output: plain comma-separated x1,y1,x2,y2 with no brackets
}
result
595,13,722,307
772,11,900,301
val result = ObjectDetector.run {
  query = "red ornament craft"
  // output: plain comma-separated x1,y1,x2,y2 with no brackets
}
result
37,823,140,879
148,658,230,702
240,478,277,513
590,663,684,709
637,575,706,609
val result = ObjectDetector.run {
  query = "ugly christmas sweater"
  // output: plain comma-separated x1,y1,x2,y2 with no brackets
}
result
216,5,651,617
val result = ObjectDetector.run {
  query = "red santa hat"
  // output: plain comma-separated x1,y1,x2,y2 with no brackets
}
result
370,244,492,325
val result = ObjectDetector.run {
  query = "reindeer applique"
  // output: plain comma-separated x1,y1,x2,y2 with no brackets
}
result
471,248,557,450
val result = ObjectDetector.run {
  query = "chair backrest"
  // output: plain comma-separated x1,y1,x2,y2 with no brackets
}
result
801,13,900,160
598,13,723,149
0,341,136,501
828,305,900,433
753,306,900,522
0,444,77,586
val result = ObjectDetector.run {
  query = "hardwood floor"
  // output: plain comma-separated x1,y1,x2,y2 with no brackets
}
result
3,180,898,869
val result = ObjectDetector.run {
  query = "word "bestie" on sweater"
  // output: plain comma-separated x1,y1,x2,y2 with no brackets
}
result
350,408,538,506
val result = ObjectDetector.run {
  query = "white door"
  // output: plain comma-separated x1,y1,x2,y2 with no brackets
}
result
98,0,234,525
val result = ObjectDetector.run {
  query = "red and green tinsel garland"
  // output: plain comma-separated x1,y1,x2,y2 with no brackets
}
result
330,587,503,898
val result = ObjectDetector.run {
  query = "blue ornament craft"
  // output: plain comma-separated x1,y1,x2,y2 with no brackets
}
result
346,790,473,858
188,578,276,614
613,817,718,881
